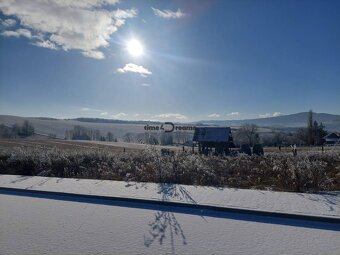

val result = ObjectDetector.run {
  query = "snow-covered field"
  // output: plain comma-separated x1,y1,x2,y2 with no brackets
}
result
0,175,339,254
1,175,339,219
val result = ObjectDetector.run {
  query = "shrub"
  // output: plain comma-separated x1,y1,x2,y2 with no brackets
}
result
240,144,252,156
0,146,339,192
253,144,264,156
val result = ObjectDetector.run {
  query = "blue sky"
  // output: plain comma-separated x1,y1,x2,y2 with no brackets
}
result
0,0,339,122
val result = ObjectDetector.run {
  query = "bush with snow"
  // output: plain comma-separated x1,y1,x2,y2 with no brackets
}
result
0,146,339,192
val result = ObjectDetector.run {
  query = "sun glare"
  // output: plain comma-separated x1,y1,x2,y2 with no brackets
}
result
127,39,143,56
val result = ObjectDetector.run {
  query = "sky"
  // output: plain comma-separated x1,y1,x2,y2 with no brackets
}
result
0,0,339,122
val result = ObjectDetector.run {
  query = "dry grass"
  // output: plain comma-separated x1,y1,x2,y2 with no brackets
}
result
264,145,340,154
1,140,339,193
0,139,139,152
0,139,187,152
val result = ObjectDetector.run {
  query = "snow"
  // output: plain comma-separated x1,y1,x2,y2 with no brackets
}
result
0,175,340,254
0,190,339,255
0,175,339,219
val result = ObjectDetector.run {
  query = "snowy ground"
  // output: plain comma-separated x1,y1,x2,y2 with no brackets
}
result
0,175,339,219
0,175,339,255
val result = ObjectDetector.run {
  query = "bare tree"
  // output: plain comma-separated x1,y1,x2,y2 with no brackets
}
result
12,123,21,138
0,124,12,138
71,125,91,140
174,131,191,144
106,132,114,142
123,132,135,143
273,132,285,146
307,110,314,145
21,120,35,137
234,124,259,146
160,132,173,145
93,129,101,141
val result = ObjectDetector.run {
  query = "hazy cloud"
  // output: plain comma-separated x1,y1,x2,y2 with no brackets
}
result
32,40,57,50
1,28,32,38
81,107,101,112
227,112,240,117
0,0,137,59
259,113,271,118
151,7,187,19
100,112,108,116
259,112,284,118
141,83,151,87
152,113,188,120
82,50,105,60
208,113,220,118
273,112,284,117
112,112,127,118
117,63,152,76
0,18,16,27
54,0,120,9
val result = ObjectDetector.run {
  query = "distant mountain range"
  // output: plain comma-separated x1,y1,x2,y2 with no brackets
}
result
195,112,340,131
0,112,339,139
68,118,161,125
60,112,340,129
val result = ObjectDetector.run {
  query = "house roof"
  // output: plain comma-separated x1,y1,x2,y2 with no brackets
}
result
193,127,231,142
323,133,340,139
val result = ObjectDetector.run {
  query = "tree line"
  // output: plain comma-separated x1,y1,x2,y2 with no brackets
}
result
123,131,192,145
64,125,116,142
0,121,35,138
233,110,328,147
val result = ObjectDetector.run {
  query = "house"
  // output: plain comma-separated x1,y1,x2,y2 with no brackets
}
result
323,133,340,145
193,127,234,155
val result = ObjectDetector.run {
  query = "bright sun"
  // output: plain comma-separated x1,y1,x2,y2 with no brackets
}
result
127,39,143,56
